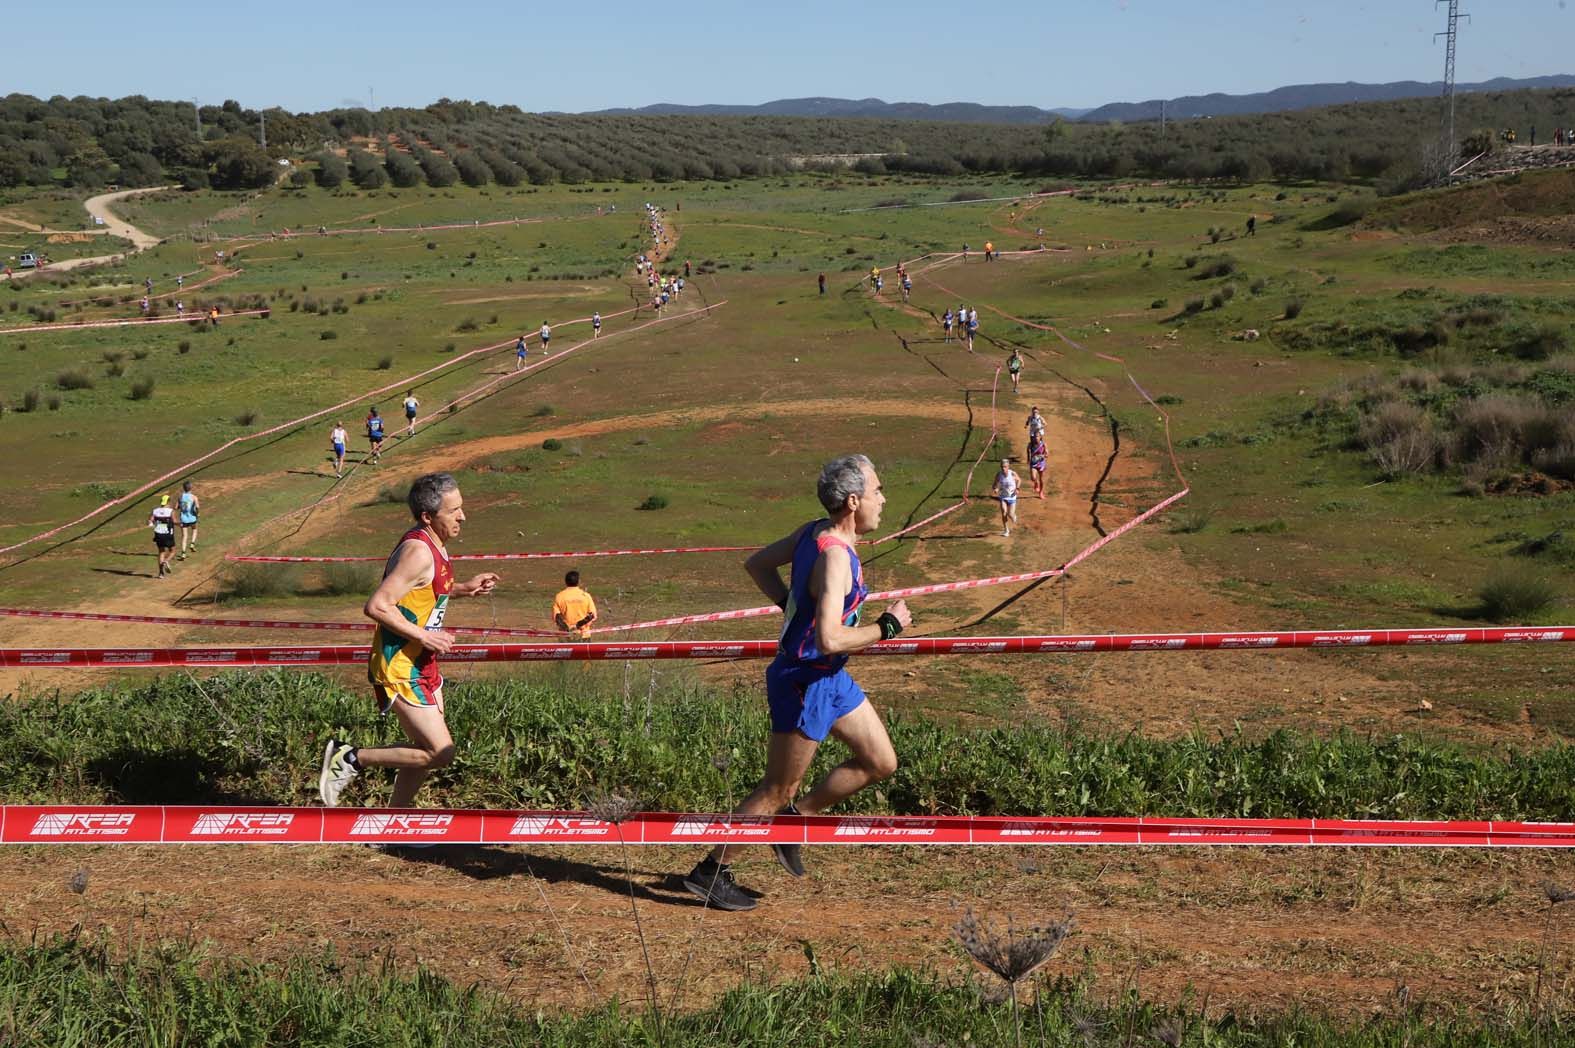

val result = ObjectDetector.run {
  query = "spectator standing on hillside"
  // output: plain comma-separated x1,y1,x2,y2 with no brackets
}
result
682,454,912,912
366,407,385,464
176,481,201,560
818,272,826,295
1246,215,1256,236
149,494,177,578
403,390,420,437
984,241,995,261
684,259,692,278
552,570,598,638
330,421,348,477
318,472,501,809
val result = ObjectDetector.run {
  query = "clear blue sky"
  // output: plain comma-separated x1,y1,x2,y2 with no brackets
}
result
12,0,1571,113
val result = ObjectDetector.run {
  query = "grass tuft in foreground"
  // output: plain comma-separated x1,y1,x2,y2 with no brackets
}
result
0,935,1566,1048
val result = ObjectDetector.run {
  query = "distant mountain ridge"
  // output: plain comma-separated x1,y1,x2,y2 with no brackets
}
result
584,76,1575,124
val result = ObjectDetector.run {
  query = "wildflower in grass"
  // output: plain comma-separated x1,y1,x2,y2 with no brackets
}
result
955,908,1073,985
586,790,641,825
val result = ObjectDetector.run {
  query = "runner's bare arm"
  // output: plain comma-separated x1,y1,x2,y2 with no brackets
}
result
744,523,809,608
452,572,499,598
364,540,453,653
812,545,910,655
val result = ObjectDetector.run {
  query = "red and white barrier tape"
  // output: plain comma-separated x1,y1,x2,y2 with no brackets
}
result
0,607,560,638
0,626,1566,669
0,308,268,336
586,485,1186,635
6,806,1574,848
225,544,759,563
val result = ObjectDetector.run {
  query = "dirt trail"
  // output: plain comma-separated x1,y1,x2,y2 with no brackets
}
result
1,187,169,280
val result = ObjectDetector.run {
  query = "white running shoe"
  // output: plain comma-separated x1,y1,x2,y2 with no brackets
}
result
319,738,359,807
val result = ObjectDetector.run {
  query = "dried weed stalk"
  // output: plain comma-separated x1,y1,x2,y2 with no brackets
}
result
955,907,1074,1048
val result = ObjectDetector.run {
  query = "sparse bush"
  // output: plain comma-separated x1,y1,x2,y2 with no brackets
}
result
1220,285,1236,302
1284,298,1304,319
101,350,125,364
178,340,191,354
129,378,155,401
637,494,669,511
532,404,554,417
1150,298,1168,309
1183,255,1198,269
541,438,562,451
1511,325,1569,362
1209,291,1226,310
455,317,479,333
320,330,337,340
220,564,301,602
1250,278,1267,294
376,354,393,370
1477,566,1558,622
319,562,379,596
1168,508,1212,534
1182,297,1204,315
234,410,259,426
132,349,148,360
56,370,94,390
45,395,60,411
17,390,39,413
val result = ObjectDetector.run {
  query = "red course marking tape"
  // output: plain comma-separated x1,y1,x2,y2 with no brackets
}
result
0,627,1566,668
6,806,1574,848
0,607,560,638
226,544,758,563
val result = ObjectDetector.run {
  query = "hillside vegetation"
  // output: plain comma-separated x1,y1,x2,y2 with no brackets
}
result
3,85,1574,192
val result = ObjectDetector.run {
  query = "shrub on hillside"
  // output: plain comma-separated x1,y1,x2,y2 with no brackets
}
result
1476,566,1558,622
314,153,348,188
220,564,300,602
128,378,155,401
348,149,388,189
56,370,93,390
454,151,493,187
1284,298,1304,319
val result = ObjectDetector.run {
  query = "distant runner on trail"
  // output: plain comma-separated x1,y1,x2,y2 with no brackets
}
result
592,312,602,338
539,321,551,352
1025,406,1046,462
965,308,979,352
992,458,1021,537
818,272,826,295
176,481,201,560
515,334,528,371
901,272,912,303
330,422,348,478
1008,348,1023,394
149,494,177,578
366,407,385,464
319,472,500,809
683,454,913,912
552,570,599,639
942,308,954,343
403,391,420,437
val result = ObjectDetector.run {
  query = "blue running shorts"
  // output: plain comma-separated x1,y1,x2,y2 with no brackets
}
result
766,662,867,741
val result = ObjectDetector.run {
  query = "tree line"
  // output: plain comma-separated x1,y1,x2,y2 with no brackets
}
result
2,87,1572,193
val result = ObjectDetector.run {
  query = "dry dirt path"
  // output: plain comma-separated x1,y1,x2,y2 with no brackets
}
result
1,186,170,280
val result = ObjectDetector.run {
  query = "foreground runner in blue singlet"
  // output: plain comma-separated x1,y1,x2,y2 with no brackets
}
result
683,454,913,911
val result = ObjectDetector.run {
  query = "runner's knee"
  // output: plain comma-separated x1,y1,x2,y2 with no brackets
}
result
865,749,898,781
422,743,455,769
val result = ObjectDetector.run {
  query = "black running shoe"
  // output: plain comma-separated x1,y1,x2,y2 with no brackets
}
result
682,858,757,912
772,804,805,878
